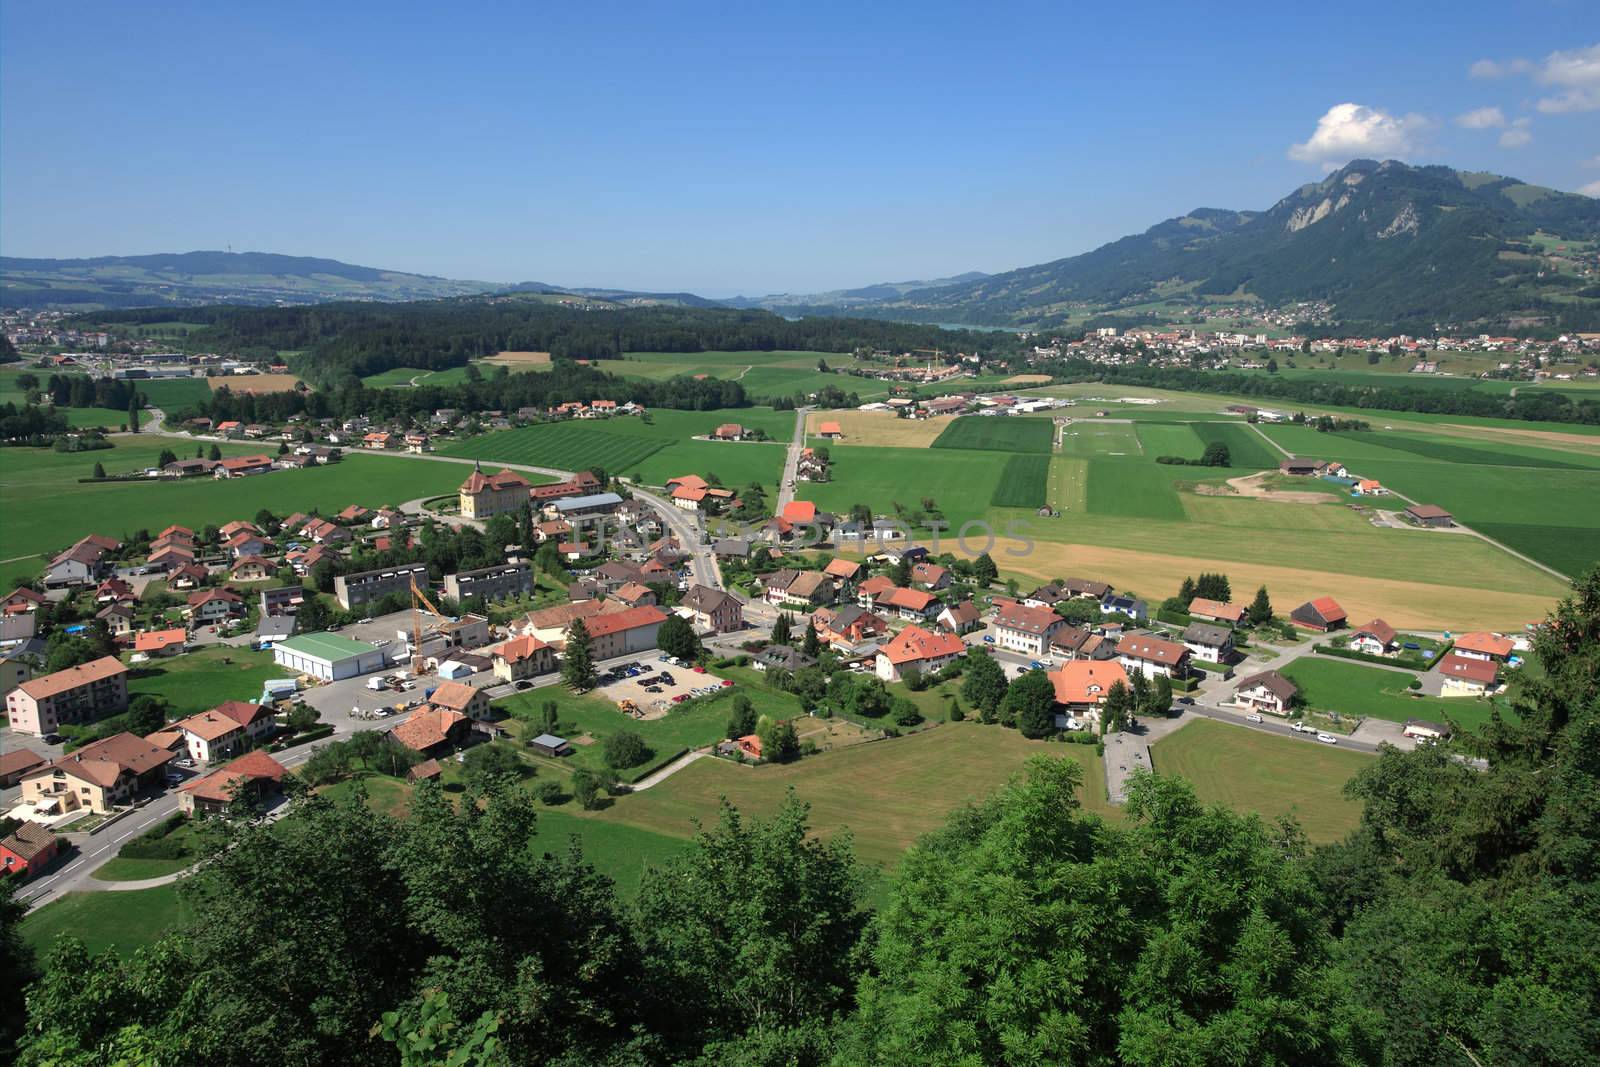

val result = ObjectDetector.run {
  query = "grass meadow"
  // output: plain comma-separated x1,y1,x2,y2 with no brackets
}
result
990,454,1051,508
1282,657,1512,733
0,443,468,590
1150,718,1370,843
127,647,282,717
931,416,1053,454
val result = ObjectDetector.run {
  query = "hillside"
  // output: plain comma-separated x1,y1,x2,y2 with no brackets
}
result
813,161,1600,333
0,250,499,308
727,271,992,310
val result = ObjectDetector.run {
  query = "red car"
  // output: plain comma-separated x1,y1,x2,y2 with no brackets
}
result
671,694,690,704
720,679,734,688
692,665,706,673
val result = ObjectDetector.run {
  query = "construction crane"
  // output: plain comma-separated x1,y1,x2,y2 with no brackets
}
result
408,576,458,676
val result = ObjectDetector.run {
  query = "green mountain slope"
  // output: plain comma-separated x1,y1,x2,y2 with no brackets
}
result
1,250,499,308
861,161,1600,331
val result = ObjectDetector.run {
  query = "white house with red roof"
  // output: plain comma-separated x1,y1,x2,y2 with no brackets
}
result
875,625,966,682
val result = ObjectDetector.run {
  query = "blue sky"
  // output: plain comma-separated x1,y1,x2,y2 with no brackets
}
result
3,1,1596,294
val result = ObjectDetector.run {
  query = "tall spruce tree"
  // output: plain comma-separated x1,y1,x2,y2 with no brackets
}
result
561,618,597,691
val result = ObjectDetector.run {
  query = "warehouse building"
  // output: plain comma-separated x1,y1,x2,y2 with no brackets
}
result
271,632,389,681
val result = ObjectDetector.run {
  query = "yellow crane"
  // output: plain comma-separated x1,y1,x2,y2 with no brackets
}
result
408,576,457,676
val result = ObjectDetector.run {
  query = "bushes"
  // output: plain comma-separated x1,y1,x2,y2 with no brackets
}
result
119,815,198,861
1314,645,1431,672
603,730,650,770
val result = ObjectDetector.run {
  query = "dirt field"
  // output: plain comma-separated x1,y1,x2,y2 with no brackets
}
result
805,409,948,448
1194,470,1338,505
1002,374,1053,385
207,374,301,394
940,536,1561,631
484,350,552,365
1433,422,1600,455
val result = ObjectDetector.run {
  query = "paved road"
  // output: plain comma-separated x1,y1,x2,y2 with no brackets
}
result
773,407,812,515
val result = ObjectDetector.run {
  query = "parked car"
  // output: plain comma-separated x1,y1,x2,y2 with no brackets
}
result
982,635,995,644
692,665,706,674
646,685,662,693
671,694,690,704
1316,732,1338,745
1177,697,1194,705
1028,660,1044,670
1246,713,1263,723
720,679,734,687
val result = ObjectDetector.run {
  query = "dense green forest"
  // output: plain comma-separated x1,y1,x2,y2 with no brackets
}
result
1043,360,1600,425
6,569,1598,1066
79,299,1023,387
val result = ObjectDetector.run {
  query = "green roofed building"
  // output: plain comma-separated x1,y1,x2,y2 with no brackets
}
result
271,632,389,681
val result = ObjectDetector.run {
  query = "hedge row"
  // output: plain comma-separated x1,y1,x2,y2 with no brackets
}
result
1314,645,1430,672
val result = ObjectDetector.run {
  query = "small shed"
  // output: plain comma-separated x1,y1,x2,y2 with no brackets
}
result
530,733,572,758
406,758,442,782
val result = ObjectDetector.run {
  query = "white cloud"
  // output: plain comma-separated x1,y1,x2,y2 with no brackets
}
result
1288,103,1430,164
1471,43,1600,113
1498,119,1533,148
1579,180,1600,198
1455,106,1506,128
1584,155,1600,168
1469,57,1532,79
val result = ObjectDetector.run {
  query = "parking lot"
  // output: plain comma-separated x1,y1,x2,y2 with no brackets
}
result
594,656,733,719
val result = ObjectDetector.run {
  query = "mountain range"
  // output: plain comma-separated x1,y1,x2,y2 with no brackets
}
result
8,161,1597,332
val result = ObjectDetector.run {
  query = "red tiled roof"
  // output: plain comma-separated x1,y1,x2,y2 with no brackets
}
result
1116,634,1188,666
993,603,1062,636
880,625,965,665
584,605,668,638
1438,653,1498,686
1352,619,1398,645
1050,660,1128,705
392,709,467,751
16,656,126,700
1453,632,1514,659
133,629,187,652
495,635,549,663
1188,598,1245,623
781,500,817,524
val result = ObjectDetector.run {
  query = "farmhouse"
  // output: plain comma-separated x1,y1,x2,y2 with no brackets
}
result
20,732,174,815
877,586,940,621
1278,459,1344,477
1049,660,1129,723
272,632,388,681
710,423,746,441
1452,631,1515,663
392,709,471,756
1116,634,1189,679
1290,597,1348,632
991,602,1067,658
133,628,188,657
816,420,844,439
213,455,277,478
875,625,966,682
1232,670,1299,716
178,749,288,816
458,464,532,519
1181,622,1235,664
1405,504,1455,528
1024,578,1110,607
1437,653,1499,696
1187,598,1245,625
5,656,129,737
492,635,554,682
937,599,982,635
1349,619,1399,656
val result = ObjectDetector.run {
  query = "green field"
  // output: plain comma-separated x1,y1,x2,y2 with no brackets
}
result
1150,718,1370,843
1281,657,1510,733
1085,459,1187,520
596,722,1115,869
21,884,192,956
1191,421,1283,469
990,454,1051,508
931,416,1053,454
0,443,470,590
132,377,214,410
442,422,668,473
1133,422,1204,459
437,407,796,490
607,351,889,401
529,808,690,897
797,445,1011,532
127,647,282,717
1058,420,1143,456
499,679,800,783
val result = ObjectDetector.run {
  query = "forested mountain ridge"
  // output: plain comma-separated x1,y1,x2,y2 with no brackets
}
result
82,298,1025,387
809,161,1600,333
1,250,501,308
